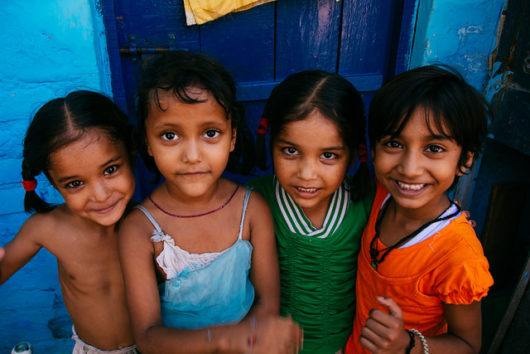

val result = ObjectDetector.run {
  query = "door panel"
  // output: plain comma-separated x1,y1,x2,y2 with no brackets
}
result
101,0,415,195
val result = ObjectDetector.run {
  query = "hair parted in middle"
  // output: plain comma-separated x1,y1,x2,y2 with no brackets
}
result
22,90,136,213
136,51,255,179
257,69,370,200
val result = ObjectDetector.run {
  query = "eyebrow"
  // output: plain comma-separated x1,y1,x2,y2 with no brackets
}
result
427,133,452,141
56,155,122,183
276,138,345,151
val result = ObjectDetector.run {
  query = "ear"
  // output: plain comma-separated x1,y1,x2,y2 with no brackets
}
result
147,142,153,157
457,151,475,176
230,128,237,152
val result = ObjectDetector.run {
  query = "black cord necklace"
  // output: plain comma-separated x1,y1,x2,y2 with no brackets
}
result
369,198,461,270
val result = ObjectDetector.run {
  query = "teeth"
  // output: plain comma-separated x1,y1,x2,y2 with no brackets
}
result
397,181,424,191
297,187,317,193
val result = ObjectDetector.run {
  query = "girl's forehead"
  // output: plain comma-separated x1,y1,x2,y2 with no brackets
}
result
392,106,452,137
150,86,211,108
278,110,345,144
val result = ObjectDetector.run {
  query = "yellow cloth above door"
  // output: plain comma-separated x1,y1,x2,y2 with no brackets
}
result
183,0,275,25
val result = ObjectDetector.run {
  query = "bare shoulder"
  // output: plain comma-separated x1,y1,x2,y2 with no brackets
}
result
245,188,270,215
17,205,72,246
243,188,274,242
118,204,156,250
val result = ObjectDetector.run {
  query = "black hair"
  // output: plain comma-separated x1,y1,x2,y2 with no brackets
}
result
369,65,491,173
22,90,136,213
257,70,370,201
136,51,254,180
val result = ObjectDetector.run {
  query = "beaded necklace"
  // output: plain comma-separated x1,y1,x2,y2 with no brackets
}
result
369,197,461,270
149,185,239,218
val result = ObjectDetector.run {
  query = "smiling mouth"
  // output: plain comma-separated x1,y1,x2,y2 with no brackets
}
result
296,186,318,193
396,180,426,191
93,200,120,214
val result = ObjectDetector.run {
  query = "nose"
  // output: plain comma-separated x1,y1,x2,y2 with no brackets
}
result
397,149,423,178
182,139,201,163
92,181,111,202
297,158,318,181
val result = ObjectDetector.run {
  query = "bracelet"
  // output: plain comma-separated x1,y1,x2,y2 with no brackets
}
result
405,330,415,354
409,328,429,354
247,316,257,349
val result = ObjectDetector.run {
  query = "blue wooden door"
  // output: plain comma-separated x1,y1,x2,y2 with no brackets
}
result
101,0,415,198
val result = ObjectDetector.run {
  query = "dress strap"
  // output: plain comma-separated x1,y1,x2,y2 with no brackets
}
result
135,205,163,233
238,188,252,240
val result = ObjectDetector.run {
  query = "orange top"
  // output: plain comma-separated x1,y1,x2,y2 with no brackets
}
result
345,184,493,353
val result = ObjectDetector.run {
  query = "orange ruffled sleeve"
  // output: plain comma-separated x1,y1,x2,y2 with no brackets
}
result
422,221,494,304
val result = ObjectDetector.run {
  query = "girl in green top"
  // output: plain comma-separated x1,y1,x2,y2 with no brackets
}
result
247,70,375,353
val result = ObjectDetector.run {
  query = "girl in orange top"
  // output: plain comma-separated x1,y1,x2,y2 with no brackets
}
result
345,66,494,354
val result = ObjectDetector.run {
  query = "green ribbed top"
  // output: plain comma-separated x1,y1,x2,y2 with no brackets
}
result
248,175,374,353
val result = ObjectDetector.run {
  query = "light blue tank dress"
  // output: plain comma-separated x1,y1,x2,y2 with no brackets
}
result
136,189,255,329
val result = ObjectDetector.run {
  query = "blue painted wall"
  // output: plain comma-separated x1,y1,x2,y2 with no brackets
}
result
411,0,505,88
0,1,111,352
0,0,505,352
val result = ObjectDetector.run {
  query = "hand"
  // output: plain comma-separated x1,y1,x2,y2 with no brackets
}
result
454,200,476,228
359,297,409,354
249,315,303,354
0,247,4,277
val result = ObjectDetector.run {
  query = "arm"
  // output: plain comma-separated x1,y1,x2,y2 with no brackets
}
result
246,192,280,318
0,215,44,284
119,209,302,354
359,297,481,354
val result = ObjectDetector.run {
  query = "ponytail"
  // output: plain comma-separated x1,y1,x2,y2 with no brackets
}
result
349,143,373,202
256,117,269,170
21,161,53,213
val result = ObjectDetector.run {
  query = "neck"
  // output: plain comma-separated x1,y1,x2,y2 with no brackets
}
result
388,195,452,229
303,206,327,229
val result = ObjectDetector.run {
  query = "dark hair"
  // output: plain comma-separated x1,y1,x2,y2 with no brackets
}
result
22,90,136,213
369,65,491,173
257,70,370,200
136,51,254,179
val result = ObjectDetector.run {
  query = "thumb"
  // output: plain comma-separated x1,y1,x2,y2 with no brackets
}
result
376,296,403,319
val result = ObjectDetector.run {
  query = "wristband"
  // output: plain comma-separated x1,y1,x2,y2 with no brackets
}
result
409,328,429,354
405,329,415,354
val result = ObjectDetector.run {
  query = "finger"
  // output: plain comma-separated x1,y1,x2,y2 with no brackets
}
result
0,247,5,261
359,334,379,353
463,210,471,219
469,219,476,228
365,316,392,337
360,325,384,353
453,199,461,207
376,296,403,319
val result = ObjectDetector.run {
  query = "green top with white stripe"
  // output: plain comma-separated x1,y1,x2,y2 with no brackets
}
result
248,175,375,354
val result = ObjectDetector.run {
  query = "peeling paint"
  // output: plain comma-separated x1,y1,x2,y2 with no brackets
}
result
413,0,505,90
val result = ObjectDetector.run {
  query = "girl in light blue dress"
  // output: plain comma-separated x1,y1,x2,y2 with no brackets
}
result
119,51,302,354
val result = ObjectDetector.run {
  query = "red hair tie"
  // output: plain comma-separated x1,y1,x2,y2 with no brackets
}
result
358,143,368,163
22,179,37,192
256,117,269,135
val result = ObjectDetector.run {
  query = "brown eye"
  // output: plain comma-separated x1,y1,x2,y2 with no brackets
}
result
282,147,297,155
66,180,83,189
162,131,178,141
321,152,337,160
104,165,119,175
205,129,220,138
426,144,445,153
